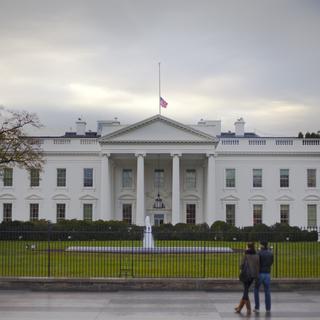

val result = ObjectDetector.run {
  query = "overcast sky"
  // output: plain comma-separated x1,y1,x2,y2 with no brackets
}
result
0,0,319,136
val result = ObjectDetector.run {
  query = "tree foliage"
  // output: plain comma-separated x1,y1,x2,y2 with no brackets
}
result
0,107,45,170
299,131,320,139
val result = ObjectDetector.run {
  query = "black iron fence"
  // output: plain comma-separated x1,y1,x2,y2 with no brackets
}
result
0,226,319,279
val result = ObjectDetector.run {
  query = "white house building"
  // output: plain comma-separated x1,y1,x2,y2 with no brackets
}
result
1,114,319,227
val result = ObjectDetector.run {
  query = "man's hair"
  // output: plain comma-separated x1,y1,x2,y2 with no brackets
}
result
260,240,268,248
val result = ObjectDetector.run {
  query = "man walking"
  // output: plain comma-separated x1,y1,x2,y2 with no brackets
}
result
254,240,274,314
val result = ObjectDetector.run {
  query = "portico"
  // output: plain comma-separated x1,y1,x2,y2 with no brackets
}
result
98,115,218,225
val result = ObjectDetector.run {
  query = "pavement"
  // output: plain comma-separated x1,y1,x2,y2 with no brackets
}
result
0,290,319,320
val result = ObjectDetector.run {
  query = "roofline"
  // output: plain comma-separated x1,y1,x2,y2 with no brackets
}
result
100,114,218,142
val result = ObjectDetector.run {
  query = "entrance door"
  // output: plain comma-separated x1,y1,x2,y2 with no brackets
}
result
154,214,164,226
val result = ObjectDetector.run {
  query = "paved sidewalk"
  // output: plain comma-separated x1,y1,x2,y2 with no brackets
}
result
0,290,319,319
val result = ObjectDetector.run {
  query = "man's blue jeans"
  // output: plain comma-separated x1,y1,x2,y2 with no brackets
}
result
254,273,271,311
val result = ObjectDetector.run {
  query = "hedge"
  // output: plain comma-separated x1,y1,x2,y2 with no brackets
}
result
0,220,318,241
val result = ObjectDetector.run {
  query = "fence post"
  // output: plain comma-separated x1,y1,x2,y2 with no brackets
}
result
274,242,278,278
47,222,51,278
203,240,206,278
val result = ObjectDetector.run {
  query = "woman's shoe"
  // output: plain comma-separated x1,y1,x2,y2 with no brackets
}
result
234,299,246,313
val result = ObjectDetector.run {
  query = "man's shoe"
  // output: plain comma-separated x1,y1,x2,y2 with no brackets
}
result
253,308,259,313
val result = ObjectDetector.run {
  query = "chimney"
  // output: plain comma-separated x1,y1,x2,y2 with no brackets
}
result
76,118,86,136
234,117,245,136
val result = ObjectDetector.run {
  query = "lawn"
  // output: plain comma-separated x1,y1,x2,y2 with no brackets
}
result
0,240,319,278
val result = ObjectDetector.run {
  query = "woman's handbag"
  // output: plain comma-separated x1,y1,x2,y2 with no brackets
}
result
239,256,251,282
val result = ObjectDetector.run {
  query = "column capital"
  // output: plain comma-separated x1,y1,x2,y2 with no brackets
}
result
206,152,217,158
170,153,182,157
101,152,111,158
135,153,146,158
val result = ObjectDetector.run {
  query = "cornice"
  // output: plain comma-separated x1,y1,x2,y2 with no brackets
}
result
216,151,320,157
44,151,100,157
100,140,217,145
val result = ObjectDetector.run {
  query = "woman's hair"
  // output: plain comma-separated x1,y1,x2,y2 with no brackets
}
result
247,242,255,252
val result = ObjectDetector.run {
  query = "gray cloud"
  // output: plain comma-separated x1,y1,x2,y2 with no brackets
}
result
0,0,319,135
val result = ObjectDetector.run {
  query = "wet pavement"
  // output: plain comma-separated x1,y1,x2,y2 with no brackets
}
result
0,289,319,319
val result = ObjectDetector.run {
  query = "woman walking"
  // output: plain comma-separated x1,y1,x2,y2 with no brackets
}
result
235,242,260,315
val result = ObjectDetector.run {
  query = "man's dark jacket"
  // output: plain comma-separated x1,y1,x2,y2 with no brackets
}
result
259,249,274,273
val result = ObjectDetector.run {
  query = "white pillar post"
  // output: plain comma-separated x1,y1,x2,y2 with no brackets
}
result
171,153,181,225
100,153,111,221
136,153,145,226
206,153,216,226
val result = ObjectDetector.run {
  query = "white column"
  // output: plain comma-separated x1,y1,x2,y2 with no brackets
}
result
100,153,111,221
171,153,181,225
206,153,216,226
136,153,145,226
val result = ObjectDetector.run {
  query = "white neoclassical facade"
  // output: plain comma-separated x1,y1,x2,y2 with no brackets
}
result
0,114,319,227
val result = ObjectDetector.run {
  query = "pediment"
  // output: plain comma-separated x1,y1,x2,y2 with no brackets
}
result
52,194,71,201
79,194,98,201
275,195,294,201
0,193,16,200
25,194,43,201
221,195,240,202
182,194,200,201
100,115,217,144
119,193,136,200
303,195,320,201
249,194,267,201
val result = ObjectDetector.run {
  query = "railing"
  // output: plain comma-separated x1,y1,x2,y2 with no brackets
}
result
218,138,320,149
0,229,319,279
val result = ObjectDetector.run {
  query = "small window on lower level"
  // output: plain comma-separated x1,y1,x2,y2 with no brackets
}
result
30,203,39,221
307,204,317,227
253,204,263,225
280,204,289,224
83,203,93,221
186,204,196,224
3,203,12,222
226,204,235,226
56,203,66,222
122,204,132,224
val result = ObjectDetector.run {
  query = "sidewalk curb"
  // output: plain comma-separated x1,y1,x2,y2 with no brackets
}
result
0,278,320,291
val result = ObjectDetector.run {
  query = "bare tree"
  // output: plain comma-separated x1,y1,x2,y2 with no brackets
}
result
0,107,45,171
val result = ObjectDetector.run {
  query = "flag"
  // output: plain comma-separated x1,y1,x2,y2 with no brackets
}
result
160,97,168,108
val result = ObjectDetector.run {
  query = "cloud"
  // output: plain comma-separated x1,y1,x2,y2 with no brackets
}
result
0,0,319,136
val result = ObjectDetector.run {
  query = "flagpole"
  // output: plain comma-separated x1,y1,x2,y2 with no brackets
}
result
158,62,161,115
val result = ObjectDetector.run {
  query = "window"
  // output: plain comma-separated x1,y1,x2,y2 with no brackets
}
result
3,168,13,187
56,203,66,222
253,169,262,188
30,203,39,221
83,203,93,221
253,204,263,225
225,169,235,188
226,204,235,225
186,169,196,189
154,169,164,189
57,168,66,187
280,169,289,188
122,169,133,188
307,169,316,188
30,169,40,187
307,204,317,227
122,204,132,224
280,204,289,224
186,204,196,224
83,168,93,187
3,203,12,222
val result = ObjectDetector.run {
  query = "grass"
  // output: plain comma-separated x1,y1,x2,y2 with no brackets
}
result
0,240,319,278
